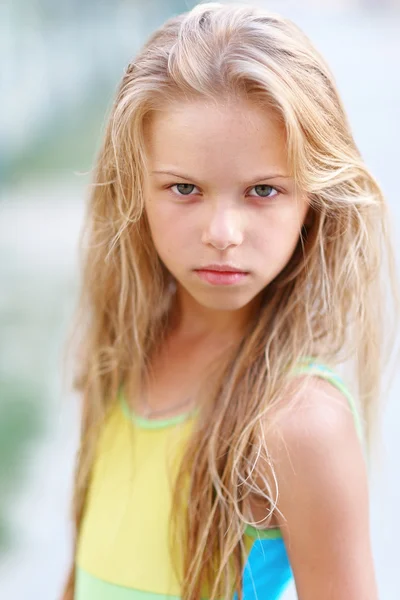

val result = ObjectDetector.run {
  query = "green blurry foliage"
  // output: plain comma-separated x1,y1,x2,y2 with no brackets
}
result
0,377,43,553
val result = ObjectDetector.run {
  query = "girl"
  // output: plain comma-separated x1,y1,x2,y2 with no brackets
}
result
62,3,397,599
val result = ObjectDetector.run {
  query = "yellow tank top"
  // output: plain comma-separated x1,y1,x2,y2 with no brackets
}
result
75,360,364,600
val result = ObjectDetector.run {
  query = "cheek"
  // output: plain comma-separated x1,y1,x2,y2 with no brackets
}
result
256,210,303,262
146,204,191,261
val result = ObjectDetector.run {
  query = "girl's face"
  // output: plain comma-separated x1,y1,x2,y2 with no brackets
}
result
144,98,309,313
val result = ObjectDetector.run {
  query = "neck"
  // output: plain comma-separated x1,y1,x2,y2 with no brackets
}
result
169,284,260,342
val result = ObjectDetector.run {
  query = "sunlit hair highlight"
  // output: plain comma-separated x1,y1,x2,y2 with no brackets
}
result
62,3,398,599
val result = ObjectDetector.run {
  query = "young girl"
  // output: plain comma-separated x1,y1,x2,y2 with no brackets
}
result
62,3,397,599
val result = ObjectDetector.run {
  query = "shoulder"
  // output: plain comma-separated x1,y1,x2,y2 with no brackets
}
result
269,374,363,462
262,376,376,597
265,375,367,504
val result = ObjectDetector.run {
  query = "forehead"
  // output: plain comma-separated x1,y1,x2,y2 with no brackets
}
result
145,98,290,182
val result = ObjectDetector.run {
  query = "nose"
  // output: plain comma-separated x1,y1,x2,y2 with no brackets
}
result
201,204,244,251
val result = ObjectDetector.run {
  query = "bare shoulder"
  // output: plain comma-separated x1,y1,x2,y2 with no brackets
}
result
263,376,377,599
269,375,363,459
266,374,367,513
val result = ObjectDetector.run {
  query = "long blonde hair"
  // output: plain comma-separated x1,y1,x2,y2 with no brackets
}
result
62,3,398,599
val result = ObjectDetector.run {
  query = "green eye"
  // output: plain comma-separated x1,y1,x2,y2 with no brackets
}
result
174,184,196,195
252,185,277,198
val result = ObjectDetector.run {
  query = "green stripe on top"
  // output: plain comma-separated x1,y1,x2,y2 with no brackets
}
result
75,567,182,600
118,358,363,441
119,390,199,430
244,524,282,539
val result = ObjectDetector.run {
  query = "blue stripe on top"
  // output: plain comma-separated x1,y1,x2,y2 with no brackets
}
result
238,537,292,600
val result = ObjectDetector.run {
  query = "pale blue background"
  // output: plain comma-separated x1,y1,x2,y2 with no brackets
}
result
0,1,399,598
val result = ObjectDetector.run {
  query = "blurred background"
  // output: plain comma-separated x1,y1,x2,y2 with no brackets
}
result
0,0,399,598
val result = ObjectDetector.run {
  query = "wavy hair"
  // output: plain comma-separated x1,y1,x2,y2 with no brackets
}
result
62,3,397,599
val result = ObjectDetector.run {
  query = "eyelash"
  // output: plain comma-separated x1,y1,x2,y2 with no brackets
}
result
167,183,280,200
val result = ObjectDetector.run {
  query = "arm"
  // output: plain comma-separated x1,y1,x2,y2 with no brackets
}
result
267,377,378,600
60,564,75,600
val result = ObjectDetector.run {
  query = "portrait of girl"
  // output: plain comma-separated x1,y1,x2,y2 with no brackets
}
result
62,3,398,599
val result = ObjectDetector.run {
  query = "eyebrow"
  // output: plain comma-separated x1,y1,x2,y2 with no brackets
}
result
151,170,291,183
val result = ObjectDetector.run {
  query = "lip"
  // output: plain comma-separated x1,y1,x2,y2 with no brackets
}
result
195,264,249,273
194,265,249,286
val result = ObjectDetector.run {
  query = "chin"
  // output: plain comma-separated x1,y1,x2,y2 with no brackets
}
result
193,289,259,312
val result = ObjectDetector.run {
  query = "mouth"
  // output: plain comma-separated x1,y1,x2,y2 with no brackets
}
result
194,264,249,274
193,264,249,286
